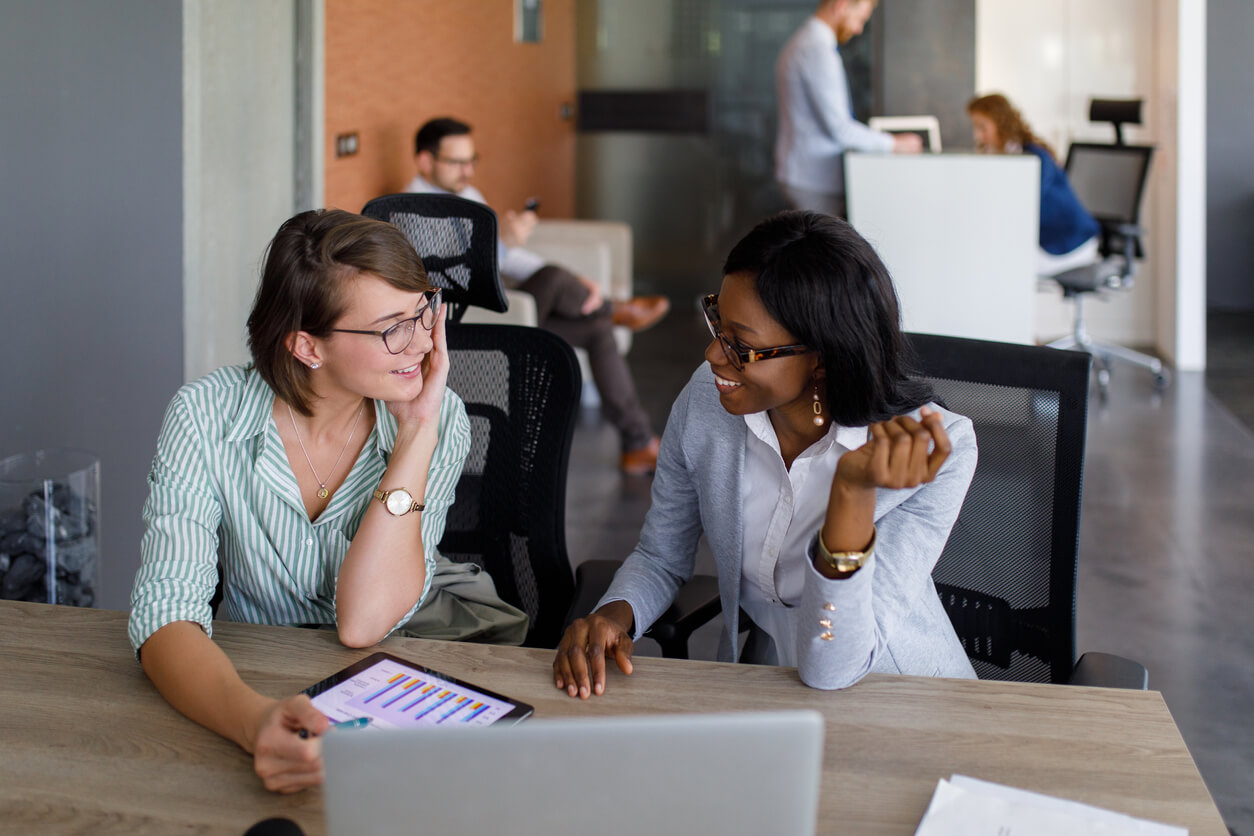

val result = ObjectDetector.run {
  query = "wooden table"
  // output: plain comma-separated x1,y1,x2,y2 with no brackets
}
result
0,601,1227,835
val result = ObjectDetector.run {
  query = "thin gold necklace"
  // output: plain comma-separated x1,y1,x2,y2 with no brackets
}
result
287,400,366,499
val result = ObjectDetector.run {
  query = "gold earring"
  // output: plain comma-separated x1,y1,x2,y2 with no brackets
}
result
812,379,824,427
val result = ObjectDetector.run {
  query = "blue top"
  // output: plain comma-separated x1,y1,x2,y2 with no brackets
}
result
1026,143,1100,255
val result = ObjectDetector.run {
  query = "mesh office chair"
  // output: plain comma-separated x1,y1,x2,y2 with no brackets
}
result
363,192,720,652
362,193,579,647
441,324,581,648
909,332,1147,688
362,193,509,322
1046,99,1167,393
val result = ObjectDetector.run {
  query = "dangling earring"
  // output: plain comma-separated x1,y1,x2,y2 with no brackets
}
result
812,379,825,427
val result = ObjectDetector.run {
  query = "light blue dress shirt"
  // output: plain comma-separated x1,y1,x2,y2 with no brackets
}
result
775,17,894,195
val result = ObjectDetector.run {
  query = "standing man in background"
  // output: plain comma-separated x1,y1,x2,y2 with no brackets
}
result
775,0,921,218
406,117,667,476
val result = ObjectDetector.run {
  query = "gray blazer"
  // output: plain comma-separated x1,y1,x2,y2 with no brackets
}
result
598,364,978,689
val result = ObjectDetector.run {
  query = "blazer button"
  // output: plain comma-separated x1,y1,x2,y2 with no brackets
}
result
818,618,832,628
822,602,836,611
819,631,834,641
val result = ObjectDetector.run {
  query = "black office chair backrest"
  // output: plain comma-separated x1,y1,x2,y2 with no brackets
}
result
361,193,509,322
1065,143,1153,226
1064,142,1154,259
441,324,581,648
908,333,1091,684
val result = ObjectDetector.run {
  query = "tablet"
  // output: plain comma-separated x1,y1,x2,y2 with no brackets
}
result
304,651,533,728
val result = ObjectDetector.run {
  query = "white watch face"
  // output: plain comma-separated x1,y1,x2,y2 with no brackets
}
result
385,488,414,516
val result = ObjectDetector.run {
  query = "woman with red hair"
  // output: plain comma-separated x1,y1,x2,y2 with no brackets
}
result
967,93,1101,275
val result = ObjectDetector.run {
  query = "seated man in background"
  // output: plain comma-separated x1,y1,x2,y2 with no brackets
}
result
406,117,665,475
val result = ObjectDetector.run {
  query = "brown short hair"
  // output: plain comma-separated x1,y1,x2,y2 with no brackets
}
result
246,209,429,415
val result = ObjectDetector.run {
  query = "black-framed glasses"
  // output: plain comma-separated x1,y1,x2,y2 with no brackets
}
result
332,289,442,355
701,293,810,371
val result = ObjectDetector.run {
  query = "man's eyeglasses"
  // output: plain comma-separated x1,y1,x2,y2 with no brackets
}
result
332,289,442,355
435,154,479,168
701,293,810,371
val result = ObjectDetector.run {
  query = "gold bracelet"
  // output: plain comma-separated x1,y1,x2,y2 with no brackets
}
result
816,526,876,574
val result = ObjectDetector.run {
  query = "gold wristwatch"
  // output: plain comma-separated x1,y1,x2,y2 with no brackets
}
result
815,527,876,574
373,487,424,516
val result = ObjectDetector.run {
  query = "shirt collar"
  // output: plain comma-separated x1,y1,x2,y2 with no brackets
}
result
371,400,398,457
224,366,277,443
223,368,396,457
807,15,837,48
743,410,867,457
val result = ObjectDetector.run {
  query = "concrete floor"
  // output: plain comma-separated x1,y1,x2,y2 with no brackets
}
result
564,305,1254,833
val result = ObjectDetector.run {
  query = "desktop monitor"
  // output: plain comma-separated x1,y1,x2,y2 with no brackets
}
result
869,115,942,152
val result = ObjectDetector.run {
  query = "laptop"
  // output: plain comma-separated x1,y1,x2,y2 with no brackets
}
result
322,710,825,836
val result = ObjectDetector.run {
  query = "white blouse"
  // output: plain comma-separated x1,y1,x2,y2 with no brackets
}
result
739,411,869,667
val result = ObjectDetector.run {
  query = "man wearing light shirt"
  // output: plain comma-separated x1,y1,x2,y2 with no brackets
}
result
775,0,921,218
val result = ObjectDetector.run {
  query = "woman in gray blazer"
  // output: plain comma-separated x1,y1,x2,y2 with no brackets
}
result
553,211,978,696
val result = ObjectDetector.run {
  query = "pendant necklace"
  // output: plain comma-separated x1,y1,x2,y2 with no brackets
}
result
288,400,366,499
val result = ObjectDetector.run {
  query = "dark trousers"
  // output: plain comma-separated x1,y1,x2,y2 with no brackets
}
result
520,265,653,451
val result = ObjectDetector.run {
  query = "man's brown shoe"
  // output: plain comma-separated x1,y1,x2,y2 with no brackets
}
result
611,296,671,332
620,436,661,476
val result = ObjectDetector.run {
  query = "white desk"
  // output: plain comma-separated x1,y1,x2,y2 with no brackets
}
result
847,153,1040,345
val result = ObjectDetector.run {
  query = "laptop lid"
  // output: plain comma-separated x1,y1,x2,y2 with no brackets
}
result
322,710,824,836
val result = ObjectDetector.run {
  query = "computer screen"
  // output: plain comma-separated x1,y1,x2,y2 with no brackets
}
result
869,116,942,152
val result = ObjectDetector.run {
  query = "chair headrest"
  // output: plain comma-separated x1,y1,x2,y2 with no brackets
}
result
361,193,509,316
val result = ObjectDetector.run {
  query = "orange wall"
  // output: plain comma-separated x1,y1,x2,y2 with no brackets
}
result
325,0,576,217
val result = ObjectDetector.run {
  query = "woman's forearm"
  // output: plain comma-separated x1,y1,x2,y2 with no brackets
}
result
140,621,273,752
335,420,439,646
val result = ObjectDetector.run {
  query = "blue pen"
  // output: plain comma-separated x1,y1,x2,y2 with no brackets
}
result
298,716,371,739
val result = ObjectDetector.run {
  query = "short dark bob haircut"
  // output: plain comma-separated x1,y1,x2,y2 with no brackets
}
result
415,117,471,157
722,210,932,427
247,209,430,415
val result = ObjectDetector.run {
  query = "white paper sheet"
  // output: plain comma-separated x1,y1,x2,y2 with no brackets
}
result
914,775,1188,836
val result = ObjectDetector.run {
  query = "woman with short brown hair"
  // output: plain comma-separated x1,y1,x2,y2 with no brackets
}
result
129,209,488,792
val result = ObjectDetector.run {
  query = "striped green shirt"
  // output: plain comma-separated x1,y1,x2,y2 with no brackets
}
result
128,364,470,655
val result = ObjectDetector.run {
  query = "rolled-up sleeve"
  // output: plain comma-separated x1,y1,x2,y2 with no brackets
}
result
128,394,224,656
378,391,472,637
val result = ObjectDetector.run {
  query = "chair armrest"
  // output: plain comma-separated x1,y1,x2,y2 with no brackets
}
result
1102,222,1143,239
459,290,538,327
1069,651,1149,689
567,560,722,659
644,574,722,652
566,560,620,629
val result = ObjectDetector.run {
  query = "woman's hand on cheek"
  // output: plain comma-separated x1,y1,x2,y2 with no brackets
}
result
387,302,450,431
836,406,951,492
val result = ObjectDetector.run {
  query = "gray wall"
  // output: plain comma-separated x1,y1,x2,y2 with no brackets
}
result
878,0,977,153
1207,0,1254,311
0,2,184,609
